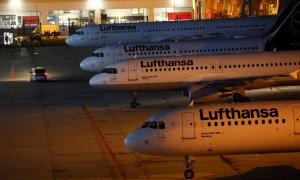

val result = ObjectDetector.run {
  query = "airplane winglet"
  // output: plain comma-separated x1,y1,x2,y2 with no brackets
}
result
290,69,300,79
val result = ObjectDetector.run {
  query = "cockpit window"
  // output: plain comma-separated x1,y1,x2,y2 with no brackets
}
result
141,121,150,128
101,68,117,74
141,121,165,129
91,52,104,57
149,121,157,129
158,121,165,129
76,31,84,35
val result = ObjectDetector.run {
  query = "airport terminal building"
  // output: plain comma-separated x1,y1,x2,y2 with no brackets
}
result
0,0,287,44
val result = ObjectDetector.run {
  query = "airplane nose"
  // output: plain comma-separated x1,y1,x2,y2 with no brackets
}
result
80,58,100,72
65,36,72,46
124,132,140,152
80,59,92,72
65,35,80,46
89,73,102,87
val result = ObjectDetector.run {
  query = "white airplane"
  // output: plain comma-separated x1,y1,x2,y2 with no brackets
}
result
68,8,293,48
65,16,276,47
80,38,267,72
124,100,300,179
89,50,300,107
65,0,297,48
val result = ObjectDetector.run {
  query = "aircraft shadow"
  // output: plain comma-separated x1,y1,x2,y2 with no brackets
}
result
216,165,300,180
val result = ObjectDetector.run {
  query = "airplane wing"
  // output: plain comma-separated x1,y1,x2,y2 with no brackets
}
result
183,70,300,102
153,33,259,42
151,33,225,42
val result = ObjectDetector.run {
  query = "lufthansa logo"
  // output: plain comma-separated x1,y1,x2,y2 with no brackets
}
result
290,11,300,33
110,76,117,82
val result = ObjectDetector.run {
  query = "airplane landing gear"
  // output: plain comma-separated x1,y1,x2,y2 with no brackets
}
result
130,92,141,108
233,93,250,102
184,155,195,179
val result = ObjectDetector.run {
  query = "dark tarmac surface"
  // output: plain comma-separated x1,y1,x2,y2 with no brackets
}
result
1,46,300,179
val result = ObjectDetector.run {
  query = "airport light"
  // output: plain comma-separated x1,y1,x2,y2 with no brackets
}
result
87,0,102,9
173,0,184,12
8,0,22,10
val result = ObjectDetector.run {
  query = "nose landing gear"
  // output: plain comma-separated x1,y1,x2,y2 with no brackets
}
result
130,92,141,108
184,155,195,179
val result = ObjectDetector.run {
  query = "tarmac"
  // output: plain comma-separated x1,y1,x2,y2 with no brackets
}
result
1,45,300,180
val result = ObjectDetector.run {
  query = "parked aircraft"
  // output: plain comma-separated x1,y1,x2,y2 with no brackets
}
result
80,38,267,72
124,100,300,179
65,0,296,48
89,50,300,107
65,16,277,47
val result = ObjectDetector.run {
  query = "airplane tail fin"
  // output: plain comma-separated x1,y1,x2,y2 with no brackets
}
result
266,0,300,50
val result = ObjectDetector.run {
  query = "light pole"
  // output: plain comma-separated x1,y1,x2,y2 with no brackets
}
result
174,0,176,12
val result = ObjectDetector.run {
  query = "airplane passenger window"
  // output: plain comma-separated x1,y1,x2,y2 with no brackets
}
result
262,120,265,124
149,121,157,129
275,119,279,124
141,121,151,128
228,121,231,126
268,119,272,124
208,122,211,127
158,121,165,129
282,119,286,123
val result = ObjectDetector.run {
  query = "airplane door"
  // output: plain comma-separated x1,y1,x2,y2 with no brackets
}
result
128,62,138,81
293,106,300,135
210,63,216,73
181,112,196,139
217,63,223,73
211,63,223,73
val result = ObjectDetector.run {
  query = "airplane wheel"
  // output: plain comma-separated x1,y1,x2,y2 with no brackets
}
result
233,93,243,102
184,169,194,179
242,96,250,102
130,101,137,108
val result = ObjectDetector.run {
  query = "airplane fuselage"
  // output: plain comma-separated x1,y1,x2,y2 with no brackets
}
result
80,38,267,72
89,51,300,92
66,16,277,47
125,101,300,156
